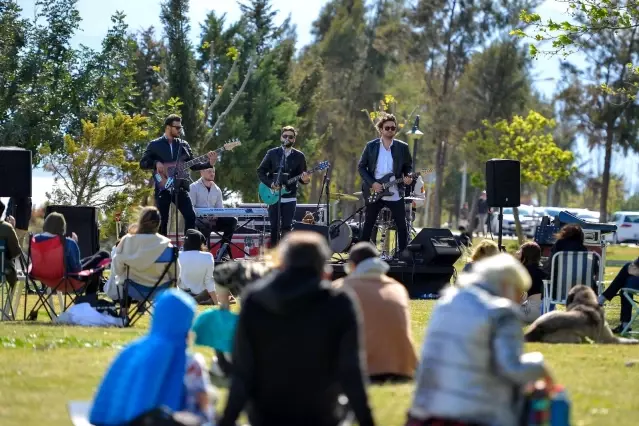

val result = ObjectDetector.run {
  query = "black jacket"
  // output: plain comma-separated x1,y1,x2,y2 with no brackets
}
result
139,135,210,172
357,138,412,187
219,268,375,426
257,146,308,198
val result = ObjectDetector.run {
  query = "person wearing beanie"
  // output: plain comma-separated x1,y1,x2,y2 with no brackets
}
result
89,289,216,425
179,229,217,305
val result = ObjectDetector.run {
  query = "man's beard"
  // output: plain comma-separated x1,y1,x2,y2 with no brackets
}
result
282,139,294,148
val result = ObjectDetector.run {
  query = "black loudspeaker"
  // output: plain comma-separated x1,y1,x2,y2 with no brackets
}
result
485,159,520,207
0,147,32,197
402,228,461,266
45,205,99,258
293,222,329,241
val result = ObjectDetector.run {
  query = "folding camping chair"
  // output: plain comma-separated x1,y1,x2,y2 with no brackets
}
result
25,235,106,321
620,288,639,336
117,245,178,327
542,250,602,314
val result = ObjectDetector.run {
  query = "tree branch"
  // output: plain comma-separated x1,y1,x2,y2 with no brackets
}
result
203,40,215,122
209,52,240,115
207,54,257,143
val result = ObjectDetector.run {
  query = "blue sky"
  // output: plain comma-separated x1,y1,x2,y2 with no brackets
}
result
12,0,639,207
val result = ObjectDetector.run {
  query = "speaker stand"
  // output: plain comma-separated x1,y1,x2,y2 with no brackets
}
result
497,207,505,252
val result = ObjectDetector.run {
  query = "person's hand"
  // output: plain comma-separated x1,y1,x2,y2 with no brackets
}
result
6,215,15,228
207,151,218,166
156,161,165,174
301,172,310,183
71,232,78,242
271,183,281,191
372,182,383,193
403,175,413,185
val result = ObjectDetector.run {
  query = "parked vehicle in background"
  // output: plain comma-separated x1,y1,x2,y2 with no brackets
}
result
490,205,536,237
606,211,639,244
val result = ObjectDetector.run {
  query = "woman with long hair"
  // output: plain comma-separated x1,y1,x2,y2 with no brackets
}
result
517,242,547,323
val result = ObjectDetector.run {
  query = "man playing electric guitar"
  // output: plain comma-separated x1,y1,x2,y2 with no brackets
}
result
140,114,218,236
358,113,413,254
257,125,310,247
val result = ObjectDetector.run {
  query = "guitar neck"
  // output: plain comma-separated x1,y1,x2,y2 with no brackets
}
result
178,146,224,172
285,167,320,185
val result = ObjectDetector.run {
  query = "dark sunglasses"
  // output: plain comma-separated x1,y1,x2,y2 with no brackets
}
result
282,134,296,139
172,125,183,130
384,126,397,131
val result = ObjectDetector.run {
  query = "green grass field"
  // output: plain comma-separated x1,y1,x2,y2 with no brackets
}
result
1,243,638,426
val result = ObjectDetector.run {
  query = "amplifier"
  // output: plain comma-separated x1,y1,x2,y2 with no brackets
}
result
402,228,461,266
293,222,329,241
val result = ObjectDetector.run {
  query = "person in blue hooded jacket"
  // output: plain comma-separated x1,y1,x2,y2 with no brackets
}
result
89,289,216,425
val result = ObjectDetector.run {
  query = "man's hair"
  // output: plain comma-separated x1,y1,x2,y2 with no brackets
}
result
137,206,161,235
43,212,67,237
281,125,297,137
279,231,331,274
349,242,379,265
164,114,182,127
376,113,398,130
0,200,5,218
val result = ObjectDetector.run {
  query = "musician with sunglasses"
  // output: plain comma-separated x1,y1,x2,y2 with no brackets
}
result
358,113,413,254
140,114,218,236
257,125,310,247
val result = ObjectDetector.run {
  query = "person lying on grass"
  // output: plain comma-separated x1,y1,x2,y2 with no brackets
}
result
89,289,217,426
407,253,552,426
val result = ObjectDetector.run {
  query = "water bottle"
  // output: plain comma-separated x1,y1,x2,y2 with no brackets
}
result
550,385,571,426
527,381,550,426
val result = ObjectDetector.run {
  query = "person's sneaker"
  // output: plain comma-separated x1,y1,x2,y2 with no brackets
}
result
612,324,631,334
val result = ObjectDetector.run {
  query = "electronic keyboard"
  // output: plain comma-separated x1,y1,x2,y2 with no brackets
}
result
194,207,268,218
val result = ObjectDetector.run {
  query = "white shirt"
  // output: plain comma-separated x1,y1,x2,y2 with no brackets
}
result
189,178,223,208
178,250,215,294
374,139,400,201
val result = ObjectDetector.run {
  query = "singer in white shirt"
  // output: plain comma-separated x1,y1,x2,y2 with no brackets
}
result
189,166,237,256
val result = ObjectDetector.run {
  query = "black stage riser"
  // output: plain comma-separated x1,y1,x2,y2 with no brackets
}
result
330,263,454,299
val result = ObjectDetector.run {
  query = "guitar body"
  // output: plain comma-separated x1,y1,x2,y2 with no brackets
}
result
363,173,400,204
258,182,292,205
154,162,191,190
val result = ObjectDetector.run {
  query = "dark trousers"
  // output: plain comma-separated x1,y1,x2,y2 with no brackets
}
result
155,189,196,236
602,268,639,323
361,199,408,252
268,201,296,247
196,217,238,245
81,250,111,295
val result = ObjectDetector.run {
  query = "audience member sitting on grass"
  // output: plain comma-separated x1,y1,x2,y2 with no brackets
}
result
333,242,417,384
219,231,375,426
517,242,547,324
461,239,499,273
34,212,110,294
111,207,179,301
407,253,551,426
90,289,217,425
103,224,137,301
179,229,217,305
598,257,639,334
525,285,638,344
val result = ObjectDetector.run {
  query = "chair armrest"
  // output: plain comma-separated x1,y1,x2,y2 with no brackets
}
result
97,258,111,268
621,288,639,295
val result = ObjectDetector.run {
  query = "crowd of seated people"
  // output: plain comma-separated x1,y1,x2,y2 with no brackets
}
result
461,239,499,272
178,229,217,305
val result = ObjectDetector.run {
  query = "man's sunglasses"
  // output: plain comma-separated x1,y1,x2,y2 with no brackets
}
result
282,134,296,139
384,126,397,131
172,125,183,130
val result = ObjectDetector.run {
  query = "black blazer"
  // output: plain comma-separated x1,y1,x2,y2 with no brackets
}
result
139,135,209,171
257,146,308,198
357,138,413,187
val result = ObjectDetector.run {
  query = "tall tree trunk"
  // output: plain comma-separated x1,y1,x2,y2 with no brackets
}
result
467,188,481,233
513,206,525,246
600,128,614,222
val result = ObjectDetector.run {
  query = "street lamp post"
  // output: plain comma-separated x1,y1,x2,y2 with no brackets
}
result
407,115,424,225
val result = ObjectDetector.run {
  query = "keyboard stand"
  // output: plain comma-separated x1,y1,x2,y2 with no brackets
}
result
208,216,269,260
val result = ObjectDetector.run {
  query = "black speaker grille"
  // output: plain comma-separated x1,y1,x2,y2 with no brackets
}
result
0,147,32,197
485,159,520,208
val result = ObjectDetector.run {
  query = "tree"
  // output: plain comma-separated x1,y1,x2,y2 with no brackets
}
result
160,0,202,142
463,110,575,243
131,27,167,114
40,112,151,238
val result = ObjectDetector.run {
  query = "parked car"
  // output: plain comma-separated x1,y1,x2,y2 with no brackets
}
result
489,205,535,237
606,211,639,244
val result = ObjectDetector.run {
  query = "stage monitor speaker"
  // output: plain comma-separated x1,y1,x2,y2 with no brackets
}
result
403,228,461,266
0,147,32,197
485,159,520,208
45,205,100,258
293,222,329,241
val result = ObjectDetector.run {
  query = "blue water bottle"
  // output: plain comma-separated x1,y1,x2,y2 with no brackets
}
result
550,385,571,426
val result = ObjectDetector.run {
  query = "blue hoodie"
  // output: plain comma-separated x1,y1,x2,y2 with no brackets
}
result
89,289,196,425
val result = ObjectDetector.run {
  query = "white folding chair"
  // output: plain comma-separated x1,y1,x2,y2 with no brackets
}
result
543,251,602,314
620,288,639,336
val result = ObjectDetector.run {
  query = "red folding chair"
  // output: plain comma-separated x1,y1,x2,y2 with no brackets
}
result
26,235,104,321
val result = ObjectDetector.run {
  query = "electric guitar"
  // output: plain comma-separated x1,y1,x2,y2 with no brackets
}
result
154,139,242,190
258,161,330,205
363,168,434,204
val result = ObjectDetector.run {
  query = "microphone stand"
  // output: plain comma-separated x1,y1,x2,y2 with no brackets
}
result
315,166,331,225
275,146,286,244
171,137,184,278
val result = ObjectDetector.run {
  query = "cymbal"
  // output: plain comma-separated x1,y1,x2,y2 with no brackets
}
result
334,193,359,201
405,196,425,201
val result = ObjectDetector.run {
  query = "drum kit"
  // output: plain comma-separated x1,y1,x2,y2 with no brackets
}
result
324,190,424,255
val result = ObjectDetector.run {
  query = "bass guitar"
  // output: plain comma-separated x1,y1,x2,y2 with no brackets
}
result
258,160,330,205
154,139,242,190
363,168,434,204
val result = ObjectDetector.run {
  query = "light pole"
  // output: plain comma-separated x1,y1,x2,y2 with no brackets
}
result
407,116,425,225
